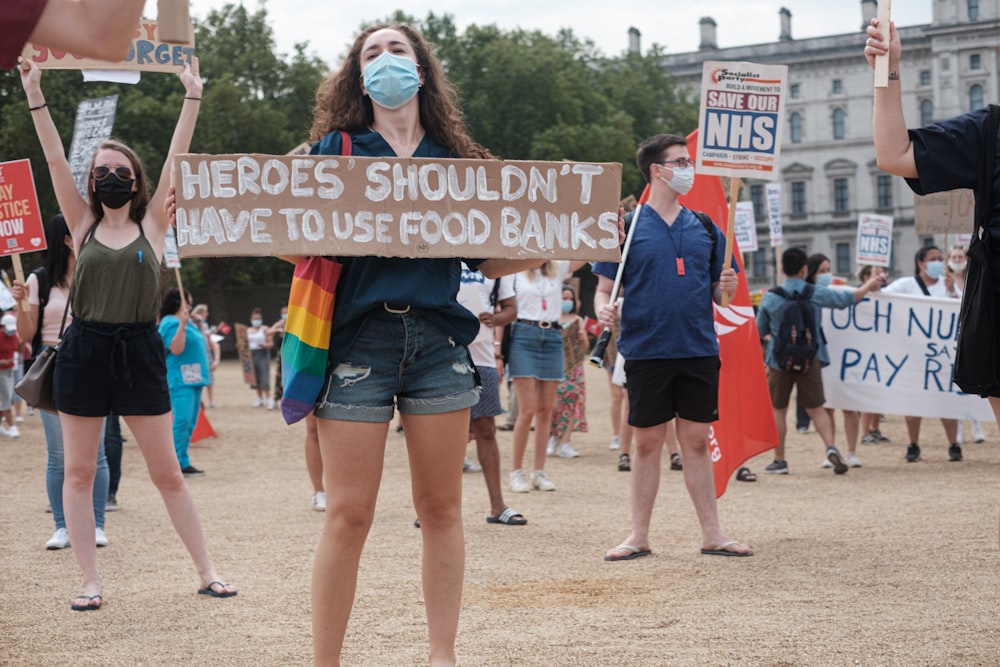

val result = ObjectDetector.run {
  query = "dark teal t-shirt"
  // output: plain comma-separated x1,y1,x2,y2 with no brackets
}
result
309,130,482,369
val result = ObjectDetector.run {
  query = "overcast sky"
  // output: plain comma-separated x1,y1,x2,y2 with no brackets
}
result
190,1,933,68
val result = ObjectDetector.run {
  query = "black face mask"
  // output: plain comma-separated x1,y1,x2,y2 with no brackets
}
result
94,173,136,210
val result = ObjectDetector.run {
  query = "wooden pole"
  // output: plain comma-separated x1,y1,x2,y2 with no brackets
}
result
11,255,28,311
721,177,740,307
874,0,892,88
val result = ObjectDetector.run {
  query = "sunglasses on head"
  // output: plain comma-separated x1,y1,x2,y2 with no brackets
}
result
92,165,133,181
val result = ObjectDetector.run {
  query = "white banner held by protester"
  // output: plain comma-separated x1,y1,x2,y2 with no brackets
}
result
856,213,893,267
697,61,788,181
68,96,118,196
766,182,783,247
733,201,758,252
822,290,993,421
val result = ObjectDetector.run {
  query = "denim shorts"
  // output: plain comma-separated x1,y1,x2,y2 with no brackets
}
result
507,320,564,381
314,307,480,423
471,364,502,419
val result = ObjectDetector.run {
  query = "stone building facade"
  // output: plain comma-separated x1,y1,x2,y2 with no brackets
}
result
644,0,1000,289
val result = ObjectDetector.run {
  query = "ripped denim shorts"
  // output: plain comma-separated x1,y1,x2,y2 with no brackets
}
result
314,307,481,423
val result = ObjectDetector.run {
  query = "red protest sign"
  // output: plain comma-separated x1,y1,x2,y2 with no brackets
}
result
0,160,47,257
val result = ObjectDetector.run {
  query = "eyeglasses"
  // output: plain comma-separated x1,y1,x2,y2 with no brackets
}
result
657,157,694,169
92,165,134,181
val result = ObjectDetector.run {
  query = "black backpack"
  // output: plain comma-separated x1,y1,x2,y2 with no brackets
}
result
769,284,819,375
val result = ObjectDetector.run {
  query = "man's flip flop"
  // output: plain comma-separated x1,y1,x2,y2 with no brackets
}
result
736,466,757,482
700,540,753,557
604,544,653,561
198,581,238,598
486,508,527,525
71,594,102,611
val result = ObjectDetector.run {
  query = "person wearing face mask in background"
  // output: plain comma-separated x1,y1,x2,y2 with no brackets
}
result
945,246,989,445
594,133,751,561
883,246,964,463
546,284,590,459
246,307,273,409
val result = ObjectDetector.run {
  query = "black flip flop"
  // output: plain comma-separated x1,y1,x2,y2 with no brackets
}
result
486,508,527,525
736,466,757,482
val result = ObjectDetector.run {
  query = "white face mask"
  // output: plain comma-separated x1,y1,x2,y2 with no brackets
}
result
949,260,967,272
659,166,695,195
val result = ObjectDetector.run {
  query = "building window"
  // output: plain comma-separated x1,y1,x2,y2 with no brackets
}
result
790,83,800,99
920,70,931,86
970,84,985,111
791,181,806,215
832,108,846,140
920,99,934,126
832,79,843,94
752,248,767,278
834,178,849,213
970,53,982,70
969,0,980,21
750,184,766,221
877,174,893,210
836,242,852,275
790,112,803,144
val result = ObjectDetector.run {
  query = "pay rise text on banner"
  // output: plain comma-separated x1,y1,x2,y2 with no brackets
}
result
172,154,623,260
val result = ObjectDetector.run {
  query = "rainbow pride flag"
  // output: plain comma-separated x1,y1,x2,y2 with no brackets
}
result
280,257,341,424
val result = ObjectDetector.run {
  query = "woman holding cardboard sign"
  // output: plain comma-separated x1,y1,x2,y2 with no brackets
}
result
18,55,236,611
305,23,548,667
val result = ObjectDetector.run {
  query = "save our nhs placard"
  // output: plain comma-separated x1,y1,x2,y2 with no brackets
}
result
821,290,993,421
856,213,893,267
696,61,788,181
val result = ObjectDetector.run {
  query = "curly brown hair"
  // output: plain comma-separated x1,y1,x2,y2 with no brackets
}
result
309,23,492,160
86,139,149,224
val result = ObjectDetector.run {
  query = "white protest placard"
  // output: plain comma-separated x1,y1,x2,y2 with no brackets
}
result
766,182,783,247
172,154,623,260
696,61,788,181
68,96,118,196
856,213,893,267
822,290,993,421
21,20,195,73
913,189,974,235
163,226,181,268
733,201,758,252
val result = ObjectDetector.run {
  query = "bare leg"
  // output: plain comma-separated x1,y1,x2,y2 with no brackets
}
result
610,421,666,553
806,406,835,447
304,414,323,493
940,418,958,443
676,417,750,553
510,377,536,471
404,409,469,667
59,414,104,601
620,389,632,455
312,418,389,666
531,379,559,472
843,410,860,455
905,416,922,444
123,413,232,591
990,397,1000,548
471,416,508,517
772,406,789,460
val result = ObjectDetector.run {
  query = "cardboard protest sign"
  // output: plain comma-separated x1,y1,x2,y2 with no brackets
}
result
561,319,587,373
914,189,974,236
696,61,788,180
766,182,783,247
0,160,46,256
234,324,255,386
21,20,195,73
172,154,623,260
733,201,758,253
68,96,118,196
822,290,993,421
856,213,893,267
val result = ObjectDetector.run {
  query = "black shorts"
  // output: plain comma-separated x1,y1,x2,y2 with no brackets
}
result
54,320,171,417
624,356,720,428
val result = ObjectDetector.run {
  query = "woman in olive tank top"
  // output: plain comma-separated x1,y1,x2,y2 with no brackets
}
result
19,56,236,611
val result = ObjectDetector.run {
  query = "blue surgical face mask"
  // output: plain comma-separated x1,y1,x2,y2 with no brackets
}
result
561,300,574,314
251,318,263,327
363,51,420,110
815,273,833,288
926,260,945,279
659,166,695,195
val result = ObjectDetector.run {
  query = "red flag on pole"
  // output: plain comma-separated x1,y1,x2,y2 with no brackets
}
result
679,129,778,497
191,403,217,443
